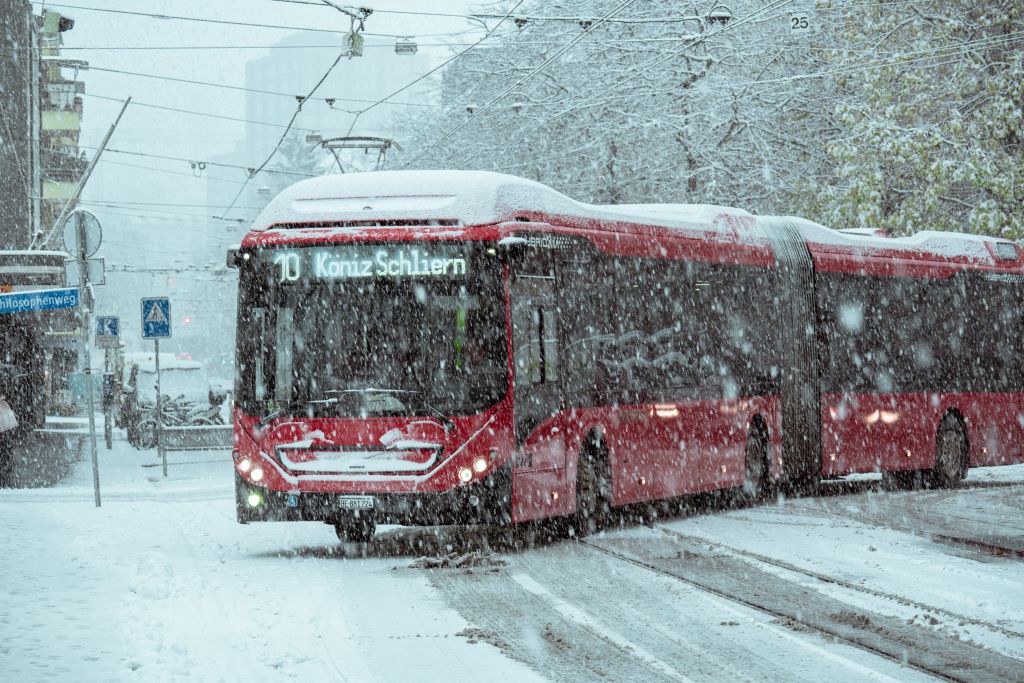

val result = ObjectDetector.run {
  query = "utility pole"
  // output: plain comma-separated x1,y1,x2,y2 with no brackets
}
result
29,15,41,244
73,212,101,507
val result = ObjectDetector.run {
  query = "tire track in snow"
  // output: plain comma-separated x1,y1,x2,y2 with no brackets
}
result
426,549,688,683
509,572,694,683
430,540,935,682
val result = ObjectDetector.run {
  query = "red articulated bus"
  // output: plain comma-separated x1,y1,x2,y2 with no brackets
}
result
228,170,1024,542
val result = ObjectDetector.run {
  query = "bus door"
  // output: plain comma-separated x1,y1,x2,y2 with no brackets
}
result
511,250,566,480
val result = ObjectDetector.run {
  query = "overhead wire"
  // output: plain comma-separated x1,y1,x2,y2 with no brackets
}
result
57,0,996,218
82,92,320,130
96,158,248,184
26,43,449,51
82,65,327,101
219,40,353,217
401,0,647,167
220,0,532,215
448,0,799,168
341,0,529,137
28,2,471,39
453,6,1017,173
266,0,859,25
60,2,528,219
82,198,264,210
70,144,319,178
80,201,252,222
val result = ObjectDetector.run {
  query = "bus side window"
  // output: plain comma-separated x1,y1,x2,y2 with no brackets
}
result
514,305,558,385
514,306,543,384
511,253,562,443
512,252,558,387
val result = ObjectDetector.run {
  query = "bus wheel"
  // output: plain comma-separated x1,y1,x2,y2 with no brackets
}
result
334,512,375,544
742,422,769,502
883,470,925,491
574,437,610,537
932,414,967,488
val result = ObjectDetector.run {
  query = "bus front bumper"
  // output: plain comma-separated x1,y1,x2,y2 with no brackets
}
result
235,466,512,527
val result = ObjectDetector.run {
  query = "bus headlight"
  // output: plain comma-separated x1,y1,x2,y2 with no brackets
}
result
237,458,252,473
246,492,263,508
251,467,264,482
473,456,488,473
458,467,473,483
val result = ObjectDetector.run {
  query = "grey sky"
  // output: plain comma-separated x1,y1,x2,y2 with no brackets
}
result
40,0,479,219
33,0,481,366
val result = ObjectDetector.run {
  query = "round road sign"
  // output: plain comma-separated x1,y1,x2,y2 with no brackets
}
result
62,209,103,258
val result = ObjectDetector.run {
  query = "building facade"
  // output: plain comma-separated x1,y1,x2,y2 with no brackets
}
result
36,8,87,250
0,6,86,423
0,0,34,249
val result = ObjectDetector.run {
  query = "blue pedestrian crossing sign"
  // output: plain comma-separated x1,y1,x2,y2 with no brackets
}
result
141,298,171,339
95,316,120,349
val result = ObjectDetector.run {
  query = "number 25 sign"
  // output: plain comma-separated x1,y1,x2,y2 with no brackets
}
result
790,12,812,34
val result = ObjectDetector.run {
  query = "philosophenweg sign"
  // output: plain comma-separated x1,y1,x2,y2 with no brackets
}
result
0,287,80,315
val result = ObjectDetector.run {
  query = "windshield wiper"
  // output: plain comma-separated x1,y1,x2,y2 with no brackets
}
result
325,388,455,430
259,396,339,427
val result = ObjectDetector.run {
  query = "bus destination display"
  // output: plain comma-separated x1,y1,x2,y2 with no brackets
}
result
267,246,468,282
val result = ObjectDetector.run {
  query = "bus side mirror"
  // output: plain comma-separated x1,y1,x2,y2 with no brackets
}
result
226,248,242,269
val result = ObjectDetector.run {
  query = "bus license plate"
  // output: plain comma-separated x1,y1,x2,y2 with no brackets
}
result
339,496,374,510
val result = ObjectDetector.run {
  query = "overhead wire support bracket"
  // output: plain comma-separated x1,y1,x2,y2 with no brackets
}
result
316,136,401,173
219,3,371,218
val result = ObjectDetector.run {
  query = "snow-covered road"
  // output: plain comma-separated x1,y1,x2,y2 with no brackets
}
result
0,441,541,682
1,436,1022,681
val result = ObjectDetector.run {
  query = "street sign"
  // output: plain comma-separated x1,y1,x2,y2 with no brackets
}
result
141,297,171,339
65,258,106,286
789,12,813,34
62,209,102,258
95,315,120,349
0,287,80,315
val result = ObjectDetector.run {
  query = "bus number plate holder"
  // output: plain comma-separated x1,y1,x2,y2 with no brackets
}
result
339,495,374,510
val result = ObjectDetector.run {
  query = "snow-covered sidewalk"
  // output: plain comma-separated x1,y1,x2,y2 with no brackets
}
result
0,438,541,682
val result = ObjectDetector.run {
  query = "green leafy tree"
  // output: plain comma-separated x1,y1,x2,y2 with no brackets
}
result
800,0,1023,237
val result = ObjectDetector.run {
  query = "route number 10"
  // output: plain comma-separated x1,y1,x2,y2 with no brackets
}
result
790,12,812,34
273,252,301,282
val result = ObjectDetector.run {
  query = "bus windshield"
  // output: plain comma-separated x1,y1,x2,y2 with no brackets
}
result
235,244,507,419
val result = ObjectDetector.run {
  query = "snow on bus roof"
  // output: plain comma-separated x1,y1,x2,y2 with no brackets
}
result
249,172,1016,264
599,203,752,222
251,170,581,231
789,217,1019,263
251,170,755,236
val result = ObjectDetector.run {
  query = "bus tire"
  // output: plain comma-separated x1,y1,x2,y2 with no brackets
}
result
574,434,610,537
932,413,967,488
334,512,375,544
883,470,926,491
742,420,769,502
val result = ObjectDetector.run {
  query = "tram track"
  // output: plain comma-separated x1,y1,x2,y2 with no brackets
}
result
578,531,1024,683
807,501,1024,561
654,526,1024,641
930,534,1024,560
